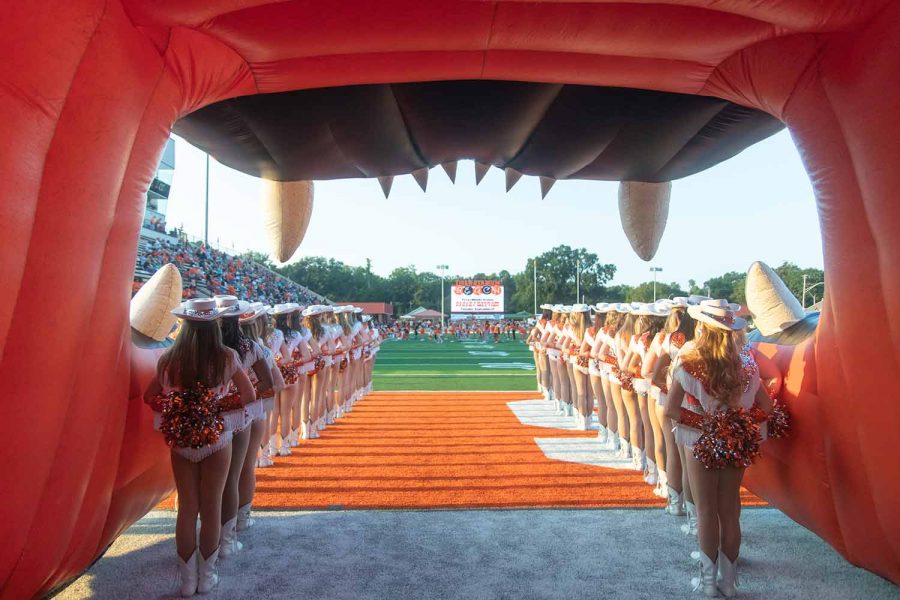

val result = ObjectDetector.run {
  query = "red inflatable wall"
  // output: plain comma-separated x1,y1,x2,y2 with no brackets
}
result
1,1,898,596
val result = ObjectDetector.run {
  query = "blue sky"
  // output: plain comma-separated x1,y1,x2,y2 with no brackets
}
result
166,128,822,288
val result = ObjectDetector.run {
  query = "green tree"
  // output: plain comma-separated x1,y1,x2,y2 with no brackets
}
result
624,281,688,303
513,246,617,309
773,262,824,306
702,271,747,304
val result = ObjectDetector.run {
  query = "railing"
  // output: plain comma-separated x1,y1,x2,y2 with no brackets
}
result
139,226,330,304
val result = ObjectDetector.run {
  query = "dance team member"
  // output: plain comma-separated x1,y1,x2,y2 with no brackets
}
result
587,303,612,444
214,295,274,558
269,304,299,455
597,304,627,453
614,305,641,464
239,302,284,468
335,307,354,416
144,298,255,596
570,304,593,430
289,306,314,442
236,302,282,527
563,307,580,421
303,305,331,435
325,306,343,425
648,298,692,511
627,303,667,486
665,299,775,597
540,307,563,414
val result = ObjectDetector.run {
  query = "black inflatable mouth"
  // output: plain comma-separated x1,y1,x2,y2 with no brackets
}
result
174,79,783,183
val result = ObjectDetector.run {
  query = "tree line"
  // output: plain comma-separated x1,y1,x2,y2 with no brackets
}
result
243,246,824,316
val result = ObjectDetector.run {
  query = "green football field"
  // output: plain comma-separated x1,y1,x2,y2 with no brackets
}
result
371,335,540,391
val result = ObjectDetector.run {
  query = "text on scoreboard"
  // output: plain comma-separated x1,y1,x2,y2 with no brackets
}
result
450,280,505,313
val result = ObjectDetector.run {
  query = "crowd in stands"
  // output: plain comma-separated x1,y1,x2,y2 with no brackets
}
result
134,234,323,305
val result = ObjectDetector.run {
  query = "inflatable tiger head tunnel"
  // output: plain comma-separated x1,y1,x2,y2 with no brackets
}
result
1,1,898,596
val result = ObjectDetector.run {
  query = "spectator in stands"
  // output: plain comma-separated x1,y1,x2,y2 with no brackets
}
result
133,235,323,306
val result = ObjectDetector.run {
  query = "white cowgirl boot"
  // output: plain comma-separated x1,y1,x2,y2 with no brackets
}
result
717,549,739,598
219,517,242,558
666,487,685,516
178,549,198,597
197,547,220,594
326,409,335,425
612,433,622,453
277,435,291,456
258,444,272,468
681,501,698,535
236,503,253,532
645,459,658,485
289,428,301,447
632,448,645,471
597,425,609,444
655,470,668,498
691,552,719,597
556,399,566,415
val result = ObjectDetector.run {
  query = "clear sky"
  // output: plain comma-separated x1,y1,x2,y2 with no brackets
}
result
166,129,822,288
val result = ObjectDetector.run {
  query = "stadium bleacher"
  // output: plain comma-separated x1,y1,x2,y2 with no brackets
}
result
133,230,326,305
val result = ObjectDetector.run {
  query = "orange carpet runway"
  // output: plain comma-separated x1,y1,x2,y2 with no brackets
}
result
159,391,763,510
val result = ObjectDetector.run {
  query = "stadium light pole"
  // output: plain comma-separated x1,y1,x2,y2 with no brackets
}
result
203,153,210,244
437,264,449,328
650,267,663,301
576,257,581,303
533,258,538,316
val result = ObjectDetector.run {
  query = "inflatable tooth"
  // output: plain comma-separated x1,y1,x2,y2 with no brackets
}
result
745,260,807,337
618,181,671,261
441,161,457,183
377,175,393,198
539,176,556,199
130,263,182,342
474,162,491,185
411,167,429,191
505,167,523,191
263,179,314,263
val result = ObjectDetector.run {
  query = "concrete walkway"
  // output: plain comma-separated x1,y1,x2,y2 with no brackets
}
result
58,508,896,599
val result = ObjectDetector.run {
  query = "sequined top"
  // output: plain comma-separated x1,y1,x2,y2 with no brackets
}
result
672,342,760,415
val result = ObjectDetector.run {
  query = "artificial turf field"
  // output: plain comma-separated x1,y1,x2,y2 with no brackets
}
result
372,335,539,391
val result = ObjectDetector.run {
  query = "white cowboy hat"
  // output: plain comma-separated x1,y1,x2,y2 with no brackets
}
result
651,301,673,316
362,315,373,322
334,306,353,314
171,298,229,321
571,303,591,313
302,305,330,317
688,295,711,305
214,294,251,318
239,301,267,322
353,306,364,314
539,303,554,311
688,299,747,331
611,303,632,313
670,297,689,308
591,302,612,313
268,303,295,315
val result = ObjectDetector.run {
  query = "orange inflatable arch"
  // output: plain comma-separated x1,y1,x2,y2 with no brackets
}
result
1,1,899,597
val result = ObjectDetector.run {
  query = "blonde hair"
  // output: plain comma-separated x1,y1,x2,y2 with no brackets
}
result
604,310,622,331
572,311,588,339
682,325,747,405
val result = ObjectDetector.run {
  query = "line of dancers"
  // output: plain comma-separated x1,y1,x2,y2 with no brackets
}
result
144,297,381,597
528,297,788,597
